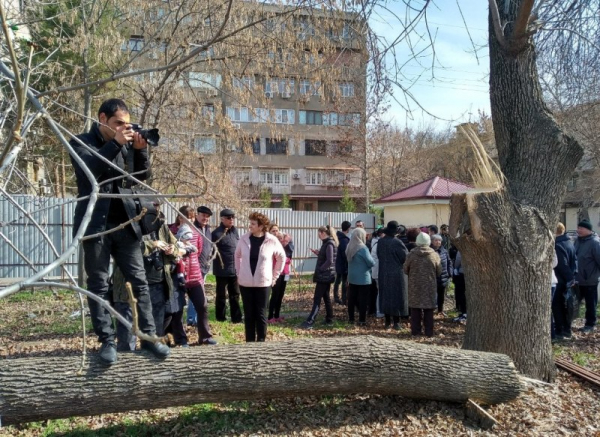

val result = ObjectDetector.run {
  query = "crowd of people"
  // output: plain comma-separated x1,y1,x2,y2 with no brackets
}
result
299,221,463,337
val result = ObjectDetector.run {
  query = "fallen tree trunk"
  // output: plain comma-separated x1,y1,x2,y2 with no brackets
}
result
0,336,523,425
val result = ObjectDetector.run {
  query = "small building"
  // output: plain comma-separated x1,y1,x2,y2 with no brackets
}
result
373,177,472,228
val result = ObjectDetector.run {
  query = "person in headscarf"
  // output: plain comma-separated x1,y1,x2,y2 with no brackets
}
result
376,221,409,330
346,228,375,325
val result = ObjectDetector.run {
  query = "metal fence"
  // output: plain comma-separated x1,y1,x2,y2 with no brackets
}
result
0,195,376,279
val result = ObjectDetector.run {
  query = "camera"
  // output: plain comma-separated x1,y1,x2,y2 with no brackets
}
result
130,123,160,147
146,250,164,271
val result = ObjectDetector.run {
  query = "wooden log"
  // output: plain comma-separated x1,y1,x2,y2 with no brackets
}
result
0,336,523,425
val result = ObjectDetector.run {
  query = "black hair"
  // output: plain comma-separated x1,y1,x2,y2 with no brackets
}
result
428,224,439,234
98,98,129,119
341,221,351,232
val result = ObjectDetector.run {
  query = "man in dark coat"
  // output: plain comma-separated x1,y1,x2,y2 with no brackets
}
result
376,221,409,329
574,219,600,333
334,221,351,305
187,205,213,326
431,234,453,315
553,222,577,339
212,208,242,323
70,98,170,365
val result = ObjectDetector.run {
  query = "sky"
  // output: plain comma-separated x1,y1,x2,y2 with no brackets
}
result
369,0,491,131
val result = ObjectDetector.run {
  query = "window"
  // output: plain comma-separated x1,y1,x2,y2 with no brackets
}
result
227,107,268,123
260,170,289,185
188,72,221,89
299,111,323,125
339,82,355,97
305,140,327,156
239,138,260,154
299,80,311,95
233,76,254,90
201,105,214,124
329,141,353,155
265,78,294,97
194,137,216,154
567,176,577,192
338,113,360,126
306,171,324,185
235,170,251,184
275,109,294,124
323,112,338,126
125,36,144,52
266,138,288,155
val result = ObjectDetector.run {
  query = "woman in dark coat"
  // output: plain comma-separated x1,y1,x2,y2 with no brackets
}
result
376,221,409,330
300,225,338,329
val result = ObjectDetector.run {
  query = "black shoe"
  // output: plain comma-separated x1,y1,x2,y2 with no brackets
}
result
357,321,367,327
324,320,334,326
299,321,313,330
202,338,218,345
384,323,391,330
580,326,595,334
141,340,171,359
393,323,401,331
99,341,117,365
335,299,343,305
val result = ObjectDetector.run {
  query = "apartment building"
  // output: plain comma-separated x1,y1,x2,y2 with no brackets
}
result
125,1,367,211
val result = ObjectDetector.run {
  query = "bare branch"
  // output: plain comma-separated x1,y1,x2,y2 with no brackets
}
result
489,0,508,48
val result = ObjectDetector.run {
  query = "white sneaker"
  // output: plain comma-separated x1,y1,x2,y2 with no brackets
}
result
376,313,384,318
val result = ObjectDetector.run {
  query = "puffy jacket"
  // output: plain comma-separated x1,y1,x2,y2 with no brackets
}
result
314,237,337,283
212,224,240,277
181,227,204,287
574,233,600,286
235,232,285,287
335,231,350,274
404,246,442,309
554,234,577,284
434,246,453,287
71,123,151,239
348,246,375,286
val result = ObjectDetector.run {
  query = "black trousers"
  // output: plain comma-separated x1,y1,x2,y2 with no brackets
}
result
411,308,434,336
436,284,446,313
240,286,270,342
306,282,333,324
83,223,155,343
333,273,348,304
348,283,370,323
115,281,167,351
579,284,598,327
186,284,213,341
164,309,187,346
368,279,378,315
453,274,466,315
215,276,243,322
268,275,288,319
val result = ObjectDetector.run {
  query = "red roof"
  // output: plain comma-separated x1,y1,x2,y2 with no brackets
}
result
373,177,473,203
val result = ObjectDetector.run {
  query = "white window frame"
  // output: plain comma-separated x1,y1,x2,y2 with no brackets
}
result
127,37,144,52
260,170,289,186
306,171,324,186
339,82,355,97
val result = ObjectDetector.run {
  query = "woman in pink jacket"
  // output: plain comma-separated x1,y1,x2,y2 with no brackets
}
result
235,212,285,342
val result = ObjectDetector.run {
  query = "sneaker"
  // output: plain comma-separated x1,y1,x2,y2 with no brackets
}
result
335,299,343,305
563,331,573,339
202,338,218,346
376,313,385,318
299,321,313,330
580,326,595,334
187,321,197,327
99,341,117,365
141,340,171,359
357,321,367,327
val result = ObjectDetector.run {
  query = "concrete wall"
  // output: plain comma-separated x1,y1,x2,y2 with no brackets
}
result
564,207,600,231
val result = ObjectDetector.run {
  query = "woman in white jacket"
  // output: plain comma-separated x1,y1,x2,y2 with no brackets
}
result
235,212,285,342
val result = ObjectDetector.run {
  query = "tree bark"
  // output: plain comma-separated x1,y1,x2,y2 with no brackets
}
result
0,336,522,425
450,1,583,381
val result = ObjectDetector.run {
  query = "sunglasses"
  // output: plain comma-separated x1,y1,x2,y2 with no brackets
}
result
223,215,235,219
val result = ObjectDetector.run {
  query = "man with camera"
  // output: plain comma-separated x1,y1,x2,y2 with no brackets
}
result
70,98,170,365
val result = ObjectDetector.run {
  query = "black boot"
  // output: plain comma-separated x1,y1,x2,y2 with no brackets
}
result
99,341,117,365
141,340,171,359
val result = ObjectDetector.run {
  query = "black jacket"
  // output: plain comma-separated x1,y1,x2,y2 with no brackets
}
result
335,231,350,274
554,234,577,284
314,237,337,283
212,224,239,277
574,233,600,286
70,123,150,239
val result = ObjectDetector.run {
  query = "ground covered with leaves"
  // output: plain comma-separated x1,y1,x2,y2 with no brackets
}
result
1,277,600,436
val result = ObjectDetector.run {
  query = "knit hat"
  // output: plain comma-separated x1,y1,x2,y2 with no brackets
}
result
176,224,193,241
578,219,593,231
416,232,431,247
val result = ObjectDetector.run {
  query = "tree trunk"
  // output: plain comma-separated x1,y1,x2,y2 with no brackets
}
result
450,1,583,381
0,336,522,425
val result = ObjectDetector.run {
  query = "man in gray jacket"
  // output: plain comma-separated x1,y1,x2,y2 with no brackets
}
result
574,219,600,333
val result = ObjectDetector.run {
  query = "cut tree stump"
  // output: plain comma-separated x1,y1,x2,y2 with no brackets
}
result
0,336,523,425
